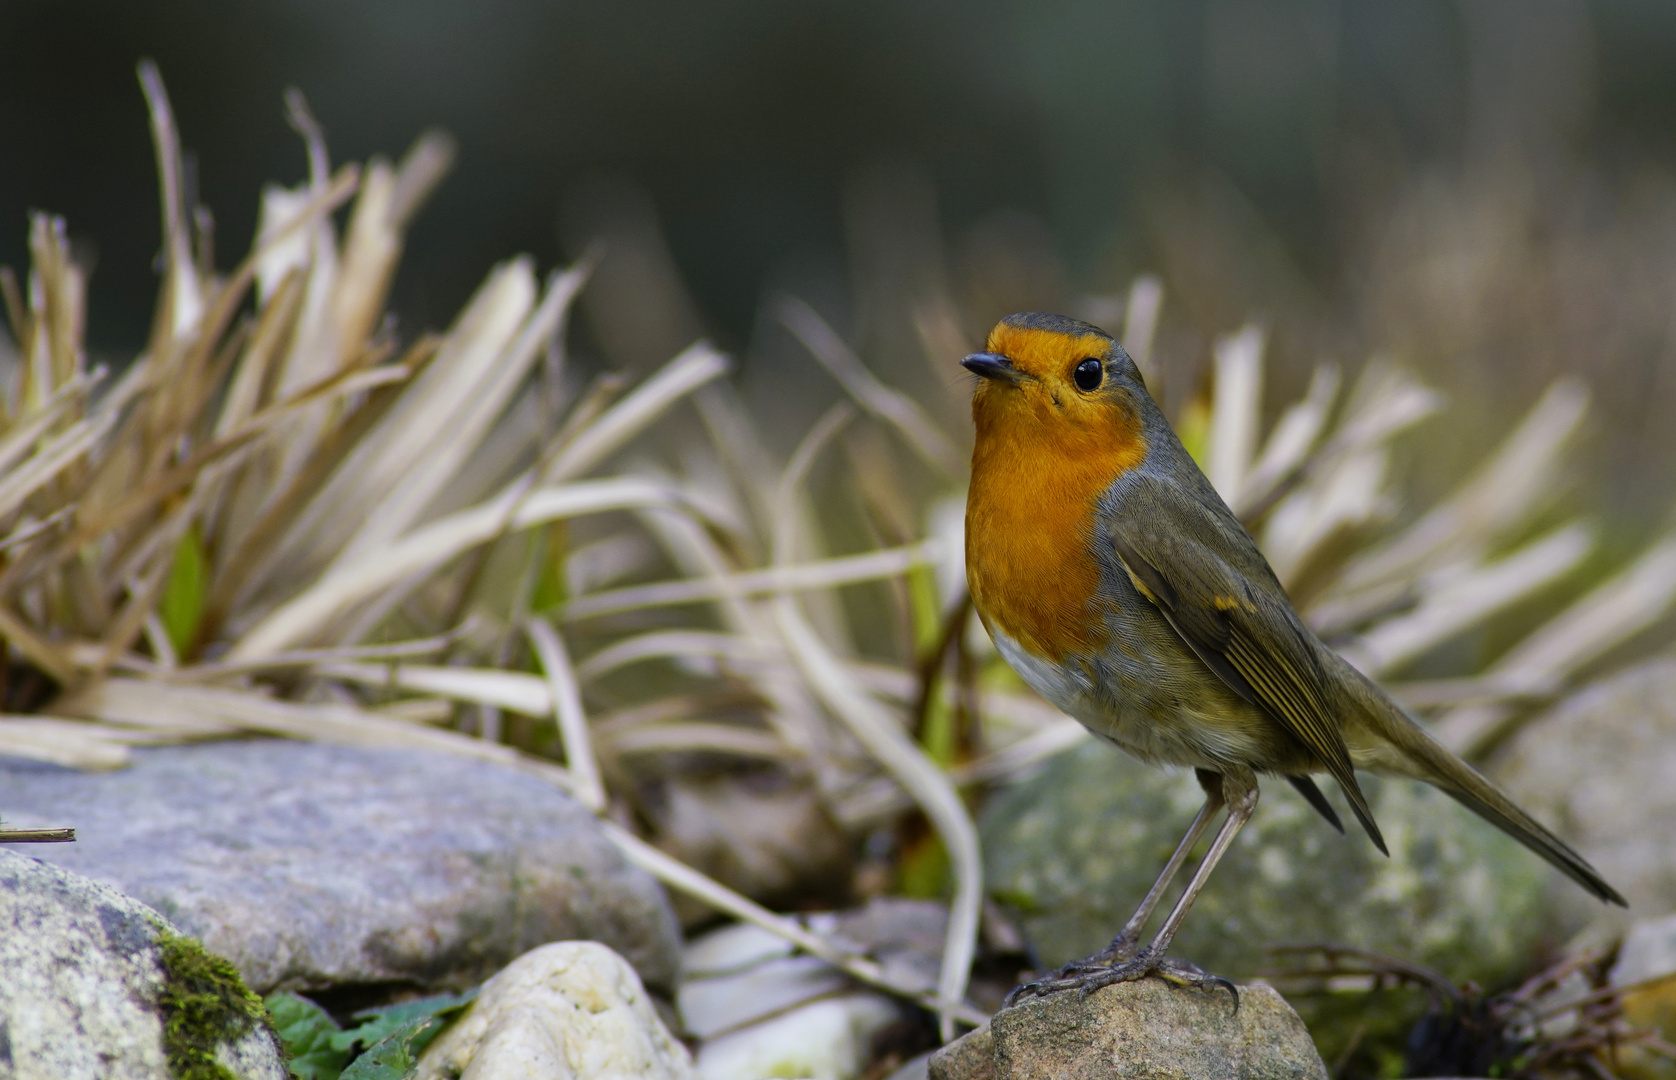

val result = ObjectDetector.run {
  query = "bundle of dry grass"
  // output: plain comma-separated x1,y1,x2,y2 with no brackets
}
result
3,62,1673,1037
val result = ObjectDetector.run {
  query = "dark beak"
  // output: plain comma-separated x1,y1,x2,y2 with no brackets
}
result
961,352,1025,384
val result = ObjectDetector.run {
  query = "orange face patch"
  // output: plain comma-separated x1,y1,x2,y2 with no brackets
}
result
985,324,1110,381
964,323,1149,663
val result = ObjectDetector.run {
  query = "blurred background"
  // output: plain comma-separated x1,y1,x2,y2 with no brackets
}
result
7,0,1676,542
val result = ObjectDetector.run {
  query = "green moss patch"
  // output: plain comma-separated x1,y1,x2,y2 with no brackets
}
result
155,929,275,1080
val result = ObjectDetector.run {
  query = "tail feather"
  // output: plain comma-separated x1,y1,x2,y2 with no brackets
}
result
1325,651,1626,907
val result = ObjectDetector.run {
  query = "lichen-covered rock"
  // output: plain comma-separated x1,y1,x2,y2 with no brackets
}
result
1495,657,1676,933
0,848,285,1080
1,741,682,993
414,941,696,1080
929,980,1325,1080
982,739,1553,988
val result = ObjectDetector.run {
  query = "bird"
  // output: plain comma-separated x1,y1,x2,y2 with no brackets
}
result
961,311,1625,1006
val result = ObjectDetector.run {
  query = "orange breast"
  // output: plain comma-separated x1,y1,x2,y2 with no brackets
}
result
965,404,1147,663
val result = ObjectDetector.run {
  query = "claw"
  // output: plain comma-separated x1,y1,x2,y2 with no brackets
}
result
1152,958,1240,1012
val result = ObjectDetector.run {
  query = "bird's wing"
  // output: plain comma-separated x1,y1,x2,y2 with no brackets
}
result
1107,478,1387,853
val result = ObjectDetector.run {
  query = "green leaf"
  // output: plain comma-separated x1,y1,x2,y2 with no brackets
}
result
897,833,950,899
264,992,351,1080
330,990,476,1057
905,563,942,655
337,1016,448,1080
159,524,208,658
529,522,569,613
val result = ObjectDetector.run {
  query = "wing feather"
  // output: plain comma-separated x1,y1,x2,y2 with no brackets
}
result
1110,489,1387,854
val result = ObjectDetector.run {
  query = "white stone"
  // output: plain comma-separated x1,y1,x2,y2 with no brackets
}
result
694,994,902,1080
1613,912,1676,987
682,922,796,979
414,941,697,1080
679,954,851,1040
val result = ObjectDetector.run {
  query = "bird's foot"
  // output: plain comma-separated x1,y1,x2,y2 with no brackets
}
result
1002,947,1239,1011
1016,931,1141,989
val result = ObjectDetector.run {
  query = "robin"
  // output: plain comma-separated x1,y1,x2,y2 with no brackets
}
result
962,311,1624,1005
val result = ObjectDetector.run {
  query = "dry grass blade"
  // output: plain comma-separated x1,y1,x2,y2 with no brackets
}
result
1342,379,1587,592
0,605,76,684
545,343,730,482
1120,275,1163,386
1207,325,1264,504
526,616,605,813
0,717,133,770
167,630,464,681
230,476,694,659
563,541,940,621
333,131,457,356
775,296,963,477
606,723,793,761
0,409,119,523
0,370,100,478
317,661,551,715
136,59,204,339
1234,363,1339,519
1340,523,1592,676
1487,530,1676,681
267,257,542,582
332,264,586,569
767,404,980,1040
575,629,768,682
59,678,579,791
1434,531,1676,757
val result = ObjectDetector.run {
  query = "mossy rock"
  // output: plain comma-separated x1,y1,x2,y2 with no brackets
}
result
157,930,283,1080
981,740,1563,1066
0,848,285,1080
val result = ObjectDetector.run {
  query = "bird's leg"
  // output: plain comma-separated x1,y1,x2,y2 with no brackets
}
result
1068,770,1227,972
1006,769,1259,1008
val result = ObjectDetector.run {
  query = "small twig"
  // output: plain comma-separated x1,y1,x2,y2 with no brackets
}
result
0,827,75,843
602,820,988,1028
1525,970,1676,1026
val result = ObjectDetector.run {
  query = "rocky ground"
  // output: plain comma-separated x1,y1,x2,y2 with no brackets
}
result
5,657,1676,1079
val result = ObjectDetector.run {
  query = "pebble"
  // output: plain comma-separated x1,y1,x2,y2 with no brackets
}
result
414,941,696,1080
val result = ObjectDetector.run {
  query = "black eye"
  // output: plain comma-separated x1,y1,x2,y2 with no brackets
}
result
1073,358,1103,391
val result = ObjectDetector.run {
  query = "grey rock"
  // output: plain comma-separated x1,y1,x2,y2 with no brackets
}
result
1495,657,1676,932
982,739,1552,988
0,848,285,1080
930,980,1325,1080
0,741,681,993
